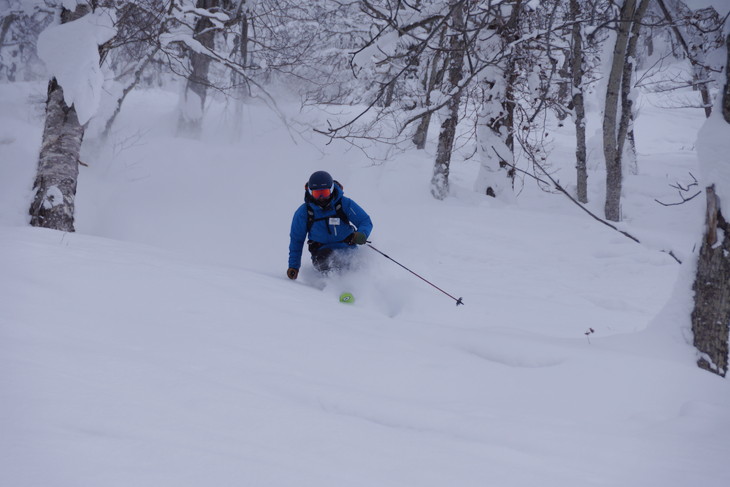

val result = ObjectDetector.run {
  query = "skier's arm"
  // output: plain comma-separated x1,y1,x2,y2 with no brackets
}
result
288,206,308,269
345,199,373,238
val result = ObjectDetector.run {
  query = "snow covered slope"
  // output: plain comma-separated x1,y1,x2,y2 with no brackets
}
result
1,81,729,487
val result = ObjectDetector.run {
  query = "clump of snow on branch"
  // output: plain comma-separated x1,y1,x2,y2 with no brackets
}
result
37,9,116,125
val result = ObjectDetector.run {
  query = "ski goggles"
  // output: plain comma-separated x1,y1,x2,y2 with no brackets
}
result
310,187,332,199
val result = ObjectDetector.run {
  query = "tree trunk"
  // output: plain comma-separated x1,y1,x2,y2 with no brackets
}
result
692,186,730,377
431,0,466,200
29,80,84,232
721,31,730,122
382,77,396,108
624,126,638,175
556,46,572,122
603,0,637,222
570,0,588,203
474,2,521,198
691,33,730,377
644,27,653,58
617,0,650,177
177,0,218,138
232,6,250,135
697,66,712,119
28,5,92,232
413,28,447,150
0,14,18,81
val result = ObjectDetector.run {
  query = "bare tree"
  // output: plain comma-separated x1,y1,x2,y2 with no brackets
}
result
177,0,222,137
230,0,251,134
602,0,650,222
412,25,446,150
100,0,173,138
317,1,529,200
656,0,724,118
431,0,465,200
474,0,525,198
570,0,588,203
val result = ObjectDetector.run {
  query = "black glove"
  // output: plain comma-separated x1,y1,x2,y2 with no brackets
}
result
345,231,367,245
287,268,299,280
307,240,323,253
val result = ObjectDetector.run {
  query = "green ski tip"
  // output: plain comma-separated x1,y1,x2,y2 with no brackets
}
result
339,292,355,304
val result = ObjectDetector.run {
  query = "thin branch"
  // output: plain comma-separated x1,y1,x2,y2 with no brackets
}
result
655,191,701,206
655,173,701,206
491,146,682,264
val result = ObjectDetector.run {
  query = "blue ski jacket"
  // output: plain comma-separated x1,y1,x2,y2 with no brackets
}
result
288,184,373,269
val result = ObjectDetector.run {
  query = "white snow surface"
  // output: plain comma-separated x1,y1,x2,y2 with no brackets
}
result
1,78,729,487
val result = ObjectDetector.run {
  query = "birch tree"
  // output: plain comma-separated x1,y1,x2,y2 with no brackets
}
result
570,0,588,203
412,25,447,150
602,0,650,222
431,0,465,200
29,2,115,232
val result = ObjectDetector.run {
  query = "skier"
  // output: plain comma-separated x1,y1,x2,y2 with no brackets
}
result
287,170,373,280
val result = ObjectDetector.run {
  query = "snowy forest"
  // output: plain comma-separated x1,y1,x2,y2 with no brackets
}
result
2,0,730,485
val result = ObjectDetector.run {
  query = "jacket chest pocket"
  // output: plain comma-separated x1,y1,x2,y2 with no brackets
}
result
328,217,341,235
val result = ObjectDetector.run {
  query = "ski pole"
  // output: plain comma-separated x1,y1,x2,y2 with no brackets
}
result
366,243,464,306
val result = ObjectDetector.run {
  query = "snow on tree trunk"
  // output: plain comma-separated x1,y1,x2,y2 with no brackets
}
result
474,74,515,198
692,32,730,378
431,0,466,200
617,0,649,180
474,7,520,199
177,0,218,138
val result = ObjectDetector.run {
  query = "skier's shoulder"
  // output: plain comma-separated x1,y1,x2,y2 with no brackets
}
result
341,195,367,214
291,203,311,230
336,190,357,207
294,202,309,217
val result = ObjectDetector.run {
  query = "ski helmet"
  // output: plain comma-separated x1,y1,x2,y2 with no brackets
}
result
307,170,335,207
308,171,333,191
